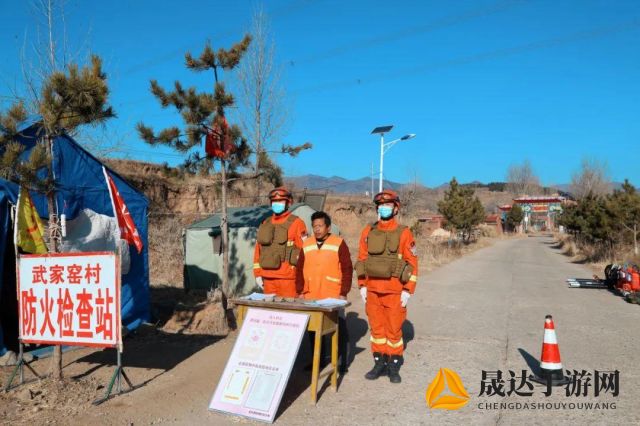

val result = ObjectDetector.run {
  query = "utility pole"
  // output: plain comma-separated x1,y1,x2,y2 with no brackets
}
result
379,132,384,193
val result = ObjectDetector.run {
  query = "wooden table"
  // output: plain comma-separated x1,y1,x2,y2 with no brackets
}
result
231,298,350,405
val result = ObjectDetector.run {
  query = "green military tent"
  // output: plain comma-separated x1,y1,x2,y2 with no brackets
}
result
184,203,340,295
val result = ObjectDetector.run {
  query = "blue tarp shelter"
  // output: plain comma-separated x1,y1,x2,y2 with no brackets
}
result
0,120,149,356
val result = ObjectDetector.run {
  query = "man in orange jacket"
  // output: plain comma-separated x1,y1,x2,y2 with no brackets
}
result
253,187,308,297
296,211,352,372
355,189,418,384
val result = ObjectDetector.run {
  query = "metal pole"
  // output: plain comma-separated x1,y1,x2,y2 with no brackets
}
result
379,133,384,193
117,349,122,393
19,341,24,384
370,162,374,199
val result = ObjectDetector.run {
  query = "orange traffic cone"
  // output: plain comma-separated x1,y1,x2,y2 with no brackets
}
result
530,315,570,386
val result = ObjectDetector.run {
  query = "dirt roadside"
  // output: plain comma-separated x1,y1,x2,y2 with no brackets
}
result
4,236,636,425
0,236,509,425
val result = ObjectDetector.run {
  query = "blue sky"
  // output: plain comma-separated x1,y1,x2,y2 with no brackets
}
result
1,0,639,187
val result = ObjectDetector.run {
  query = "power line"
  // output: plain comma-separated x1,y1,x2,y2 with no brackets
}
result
110,147,188,158
293,19,640,94
121,0,319,75
119,0,523,107
288,0,526,66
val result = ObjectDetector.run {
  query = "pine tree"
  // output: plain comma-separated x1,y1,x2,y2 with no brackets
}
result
505,203,524,232
607,180,640,255
136,36,252,304
0,55,115,380
559,193,616,257
437,177,485,243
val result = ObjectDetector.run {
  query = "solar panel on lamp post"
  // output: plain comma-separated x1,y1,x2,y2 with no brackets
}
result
371,126,416,193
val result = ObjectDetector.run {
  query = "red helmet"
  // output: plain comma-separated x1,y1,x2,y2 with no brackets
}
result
374,189,400,207
268,187,293,202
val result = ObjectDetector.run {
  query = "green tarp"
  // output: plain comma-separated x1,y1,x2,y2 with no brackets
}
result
184,204,340,295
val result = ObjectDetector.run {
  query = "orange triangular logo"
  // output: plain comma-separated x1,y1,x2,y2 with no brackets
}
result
426,368,470,410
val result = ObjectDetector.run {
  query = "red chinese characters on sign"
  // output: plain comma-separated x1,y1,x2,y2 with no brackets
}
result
28,263,105,286
39,289,56,336
67,264,83,284
76,289,94,338
49,264,65,284
32,265,47,284
95,288,113,340
85,264,101,284
21,289,37,336
57,288,74,337
18,252,120,347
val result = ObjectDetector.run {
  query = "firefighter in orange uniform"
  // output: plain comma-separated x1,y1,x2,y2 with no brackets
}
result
355,189,418,383
253,187,308,297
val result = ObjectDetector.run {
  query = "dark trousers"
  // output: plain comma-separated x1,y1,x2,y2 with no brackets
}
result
307,315,349,372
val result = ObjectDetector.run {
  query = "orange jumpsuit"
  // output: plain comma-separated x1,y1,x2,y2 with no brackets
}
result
253,210,307,297
358,218,418,356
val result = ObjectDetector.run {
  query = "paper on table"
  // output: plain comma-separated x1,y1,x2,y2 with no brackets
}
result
315,298,348,307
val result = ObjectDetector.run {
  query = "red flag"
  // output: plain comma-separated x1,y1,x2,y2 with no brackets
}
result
103,167,143,254
204,118,236,159
205,128,223,158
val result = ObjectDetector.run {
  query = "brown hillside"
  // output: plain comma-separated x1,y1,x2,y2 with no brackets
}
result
103,158,518,286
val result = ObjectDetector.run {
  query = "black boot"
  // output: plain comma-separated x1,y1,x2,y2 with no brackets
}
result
364,352,388,380
388,355,403,384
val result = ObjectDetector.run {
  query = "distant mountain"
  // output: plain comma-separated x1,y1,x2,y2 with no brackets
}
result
286,175,631,196
549,183,572,193
285,175,404,194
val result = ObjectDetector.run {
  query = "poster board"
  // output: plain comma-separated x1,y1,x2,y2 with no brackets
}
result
17,251,121,348
209,308,309,423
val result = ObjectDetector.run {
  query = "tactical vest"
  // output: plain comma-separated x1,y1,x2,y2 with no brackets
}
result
256,214,301,270
355,223,413,283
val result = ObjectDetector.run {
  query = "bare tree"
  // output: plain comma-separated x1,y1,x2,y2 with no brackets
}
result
234,6,289,196
506,160,540,196
18,0,71,110
9,1,121,157
570,157,612,199
399,165,423,217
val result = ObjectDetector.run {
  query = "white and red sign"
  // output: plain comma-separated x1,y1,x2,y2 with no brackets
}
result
17,252,120,348
209,308,309,423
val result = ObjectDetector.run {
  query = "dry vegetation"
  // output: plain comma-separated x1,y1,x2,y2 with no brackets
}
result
147,215,188,286
555,233,640,265
106,160,520,290
325,195,512,276
553,233,640,276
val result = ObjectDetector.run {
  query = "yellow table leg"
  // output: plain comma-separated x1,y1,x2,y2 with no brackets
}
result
236,306,246,327
310,313,323,405
331,322,338,391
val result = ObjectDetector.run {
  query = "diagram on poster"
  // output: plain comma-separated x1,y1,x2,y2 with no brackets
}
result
244,371,281,411
221,368,253,405
209,308,309,423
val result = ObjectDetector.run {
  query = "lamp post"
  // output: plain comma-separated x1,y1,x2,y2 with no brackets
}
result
371,126,416,193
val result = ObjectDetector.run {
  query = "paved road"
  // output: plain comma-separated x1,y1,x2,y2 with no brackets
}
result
274,236,640,425
88,236,640,425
